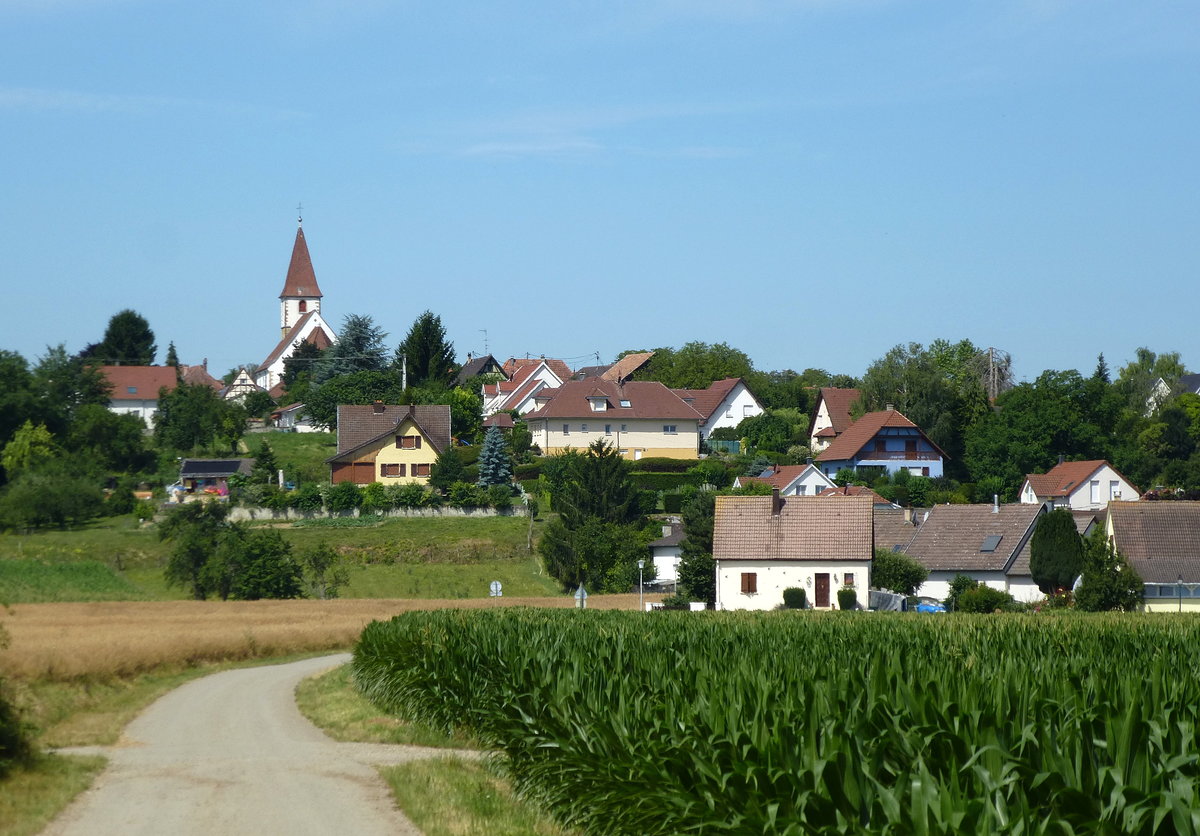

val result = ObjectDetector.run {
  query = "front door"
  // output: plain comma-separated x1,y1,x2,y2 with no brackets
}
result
815,573,830,608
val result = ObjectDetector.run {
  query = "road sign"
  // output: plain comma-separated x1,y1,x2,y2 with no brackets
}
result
489,580,502,597
574,584,588,609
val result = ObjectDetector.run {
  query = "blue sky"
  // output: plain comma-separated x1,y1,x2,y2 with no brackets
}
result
3,0,1197,383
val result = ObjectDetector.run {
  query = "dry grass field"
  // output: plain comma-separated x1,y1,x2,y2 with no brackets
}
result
0,595,650,681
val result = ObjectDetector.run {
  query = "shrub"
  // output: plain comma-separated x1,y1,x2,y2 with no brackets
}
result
514,462,542,482
486,483,513,510
956,584,1019,613
872,548,929,596
662,493,685,514
630,472,700,492
659,592,691,610
324,481,363,513
105,485,137,516
837,587,858,611
0,627,32,778
387,482,428,508
449,481,486,508
290,482,324,512
629,457,695,473
359,482,391,514
782,587,807,609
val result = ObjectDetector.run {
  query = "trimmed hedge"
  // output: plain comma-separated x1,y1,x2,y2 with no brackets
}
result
514,462,542,482
630,472,701,492
629,457,696,473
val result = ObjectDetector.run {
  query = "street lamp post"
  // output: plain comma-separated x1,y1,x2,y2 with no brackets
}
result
637,558,645,611
1180,574,1184,613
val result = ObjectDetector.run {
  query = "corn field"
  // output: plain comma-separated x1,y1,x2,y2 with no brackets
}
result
353,610,1200,835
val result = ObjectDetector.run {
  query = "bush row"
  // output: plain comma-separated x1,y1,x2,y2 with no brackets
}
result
236,480,516,513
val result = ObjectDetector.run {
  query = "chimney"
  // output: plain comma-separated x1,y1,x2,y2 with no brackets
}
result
771,488,784,516
202,358,208,370
372,400,385,414
992,494,1000,514
885,403,894,411
1058,454,1065,466
467,352,473,363
806,456,813,465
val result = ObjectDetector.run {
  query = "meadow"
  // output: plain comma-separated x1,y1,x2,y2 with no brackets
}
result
355,609,1200,836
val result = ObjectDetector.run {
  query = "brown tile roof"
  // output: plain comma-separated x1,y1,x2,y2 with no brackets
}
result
602,351,654,382
650,521,685,548
256,311,335,373
811,387,861,436
524,379,705,422
739,464,820,491
817,484,891,505
815,408,947,463
874,508,920,553
279,225,323,299
902,503,1043,573
502,357,574,383
1108,501,1200,583
713,494,873,561
101,365,178,400
483,412,514,428
1023,460,1139,498
330,404,452,459
672,378,748,424
454,354,501,385
179,364,223,391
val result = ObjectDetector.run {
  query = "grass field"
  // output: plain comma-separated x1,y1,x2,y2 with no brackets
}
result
0,513,559,603
245,430,338,484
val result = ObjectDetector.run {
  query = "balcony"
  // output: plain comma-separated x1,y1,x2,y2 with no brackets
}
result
858,451,940,461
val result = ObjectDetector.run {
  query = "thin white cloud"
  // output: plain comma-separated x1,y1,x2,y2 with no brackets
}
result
0,85,308,119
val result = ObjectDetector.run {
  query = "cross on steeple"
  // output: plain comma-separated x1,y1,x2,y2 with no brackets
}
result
297,202,303,225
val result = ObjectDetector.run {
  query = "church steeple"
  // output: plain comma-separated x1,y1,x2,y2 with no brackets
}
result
279,219,324,337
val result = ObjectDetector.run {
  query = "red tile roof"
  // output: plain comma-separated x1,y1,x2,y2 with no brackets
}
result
1108,501,1200,583
817,484,891,505
815,408,947,462
279,225,323,299
101,366,178,400
179,364,222,391
811,387,861,436
602,351,654,382
330,404,452,459
502,357,573,383
672,378,749,424
483,412,515,428
256,311,335,373
713,495,873,561
1023,460,1139,498
524,379,704,421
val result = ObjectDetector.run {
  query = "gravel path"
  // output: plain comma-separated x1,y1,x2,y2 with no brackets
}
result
43,654,466,836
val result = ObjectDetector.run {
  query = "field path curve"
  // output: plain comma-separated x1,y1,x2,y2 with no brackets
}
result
43,653,451,836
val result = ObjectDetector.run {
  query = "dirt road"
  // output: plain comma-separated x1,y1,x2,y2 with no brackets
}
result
44,654,451,836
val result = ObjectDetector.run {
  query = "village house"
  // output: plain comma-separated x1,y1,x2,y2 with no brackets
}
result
671,378,765,441
732,462,836,496
1019,458,1140,511
808,387,861,452
900,501,1047,603
481,357,573,417
814,406,945,479
712,492,873,610
1107,501,1200,612
100,363,222,424
647,520,684,592
523,378,704,461
326,403,451,485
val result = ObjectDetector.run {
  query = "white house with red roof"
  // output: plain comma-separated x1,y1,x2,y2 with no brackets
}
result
809,387,861,452
1019,459,1140,511
523,379,704,460
672,378,764,441
101,365,179,424
253,221,337,391
732,463,835,496
814,407,945,479
481,357,571,417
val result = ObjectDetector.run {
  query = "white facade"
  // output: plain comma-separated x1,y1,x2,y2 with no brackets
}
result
1020,463,1139,511
916,570,1043,604
652,546,682,585
700,382,764,440
281,294,321,338
254,310,335,391
715,559,871,611
481,361,565,416
274,404,321,433
734,464,836,496
109,400,156,425
809,399,836,451
529,417,700,459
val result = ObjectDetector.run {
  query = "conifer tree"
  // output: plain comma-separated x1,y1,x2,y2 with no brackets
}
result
476,426,512,488
396,311,456,388
1029,508,1085,594
429,446,466,492
165,341,180,368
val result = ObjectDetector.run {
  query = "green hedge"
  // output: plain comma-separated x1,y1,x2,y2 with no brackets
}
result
514,462,542,482
628,457,695,473
629,472,700,492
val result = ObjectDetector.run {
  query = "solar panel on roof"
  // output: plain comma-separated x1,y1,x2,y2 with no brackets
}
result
980,534,1003,553
892,544,903,553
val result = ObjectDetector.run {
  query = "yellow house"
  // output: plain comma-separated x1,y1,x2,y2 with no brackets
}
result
523,379,702,461
327,403,451,484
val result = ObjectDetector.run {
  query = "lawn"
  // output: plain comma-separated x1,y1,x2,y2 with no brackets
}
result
244,430,337,484
0,513,559,602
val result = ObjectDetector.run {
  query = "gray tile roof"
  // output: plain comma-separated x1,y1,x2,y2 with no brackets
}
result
903,503,1043,574
180,458,254,479
713,495,873,562
1108,501,1200,583
874,508,920,553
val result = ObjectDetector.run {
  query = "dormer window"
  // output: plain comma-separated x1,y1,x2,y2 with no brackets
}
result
619,399,631,408
589,399,607,412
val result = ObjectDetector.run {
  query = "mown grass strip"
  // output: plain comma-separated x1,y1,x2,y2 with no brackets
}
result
0,753,105,836
379,757,573,836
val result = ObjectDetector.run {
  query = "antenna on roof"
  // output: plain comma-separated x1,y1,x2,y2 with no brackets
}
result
480,329,488,354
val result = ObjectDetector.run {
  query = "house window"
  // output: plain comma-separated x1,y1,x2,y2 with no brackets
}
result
381,463,406,478
905,440,917,453
1090,480,1099,504
621,424,627,432
396,435,422,449
1110,480,1120,499
620,399,631,408
874,439,887,452
412,463,431,478
844,572,855,587
590,400,606,412
796,485,806,495
562,424,570,435
922,467,930,477
663,425,677,434
605,424,612,435
127,386,138,394
581,424,588,433
725,407,734,418
743,404,754,417
741,572,758,594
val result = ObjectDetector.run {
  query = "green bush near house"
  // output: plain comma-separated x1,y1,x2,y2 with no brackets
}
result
781,587,807,609
837,586,858,611
629,473,699,492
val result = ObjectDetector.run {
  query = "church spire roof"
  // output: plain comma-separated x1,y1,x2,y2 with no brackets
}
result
279,223,323,300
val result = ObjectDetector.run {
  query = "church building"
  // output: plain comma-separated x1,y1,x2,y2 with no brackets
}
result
253,219,337,393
